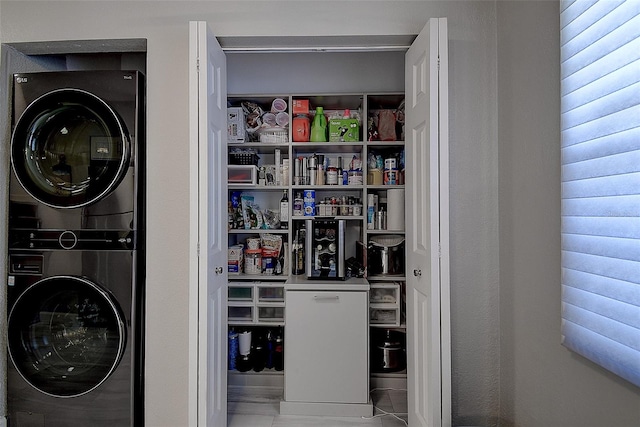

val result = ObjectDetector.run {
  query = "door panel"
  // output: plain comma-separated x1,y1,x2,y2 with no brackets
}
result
405,17,450,427
189,20,228,427
410,120,430,265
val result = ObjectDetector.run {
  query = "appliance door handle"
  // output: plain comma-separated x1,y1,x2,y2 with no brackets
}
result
313,294,340,301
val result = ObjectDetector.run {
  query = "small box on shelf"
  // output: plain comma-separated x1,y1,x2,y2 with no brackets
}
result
228,107,246,143
329,118,360,142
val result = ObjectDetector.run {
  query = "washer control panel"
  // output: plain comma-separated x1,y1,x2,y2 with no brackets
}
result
8,229,135,250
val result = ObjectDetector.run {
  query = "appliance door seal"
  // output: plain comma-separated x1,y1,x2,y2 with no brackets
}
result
8,275,127,398
11,88,130,209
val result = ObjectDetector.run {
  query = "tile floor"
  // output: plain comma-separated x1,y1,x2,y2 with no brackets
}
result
228,386,408,427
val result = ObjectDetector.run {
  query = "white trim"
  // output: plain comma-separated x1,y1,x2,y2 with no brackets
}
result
187,20,201,427
437,17,452,427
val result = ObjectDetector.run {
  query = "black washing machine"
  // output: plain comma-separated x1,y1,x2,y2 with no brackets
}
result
7,71,145,427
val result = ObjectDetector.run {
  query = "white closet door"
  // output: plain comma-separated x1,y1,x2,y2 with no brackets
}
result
189,20,228,427
405,17,451,427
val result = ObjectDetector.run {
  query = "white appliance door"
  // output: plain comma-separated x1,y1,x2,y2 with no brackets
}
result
284,290,369,404
405,17,451,427
189,20,228,427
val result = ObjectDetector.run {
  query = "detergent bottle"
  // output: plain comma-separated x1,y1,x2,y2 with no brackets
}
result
310,106,327,142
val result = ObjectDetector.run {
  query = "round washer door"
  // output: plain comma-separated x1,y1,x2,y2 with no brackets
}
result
11,88,130,209
8,276,127,398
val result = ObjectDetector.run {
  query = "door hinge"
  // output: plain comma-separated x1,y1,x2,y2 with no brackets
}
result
197,242,201,257
196,58,200,72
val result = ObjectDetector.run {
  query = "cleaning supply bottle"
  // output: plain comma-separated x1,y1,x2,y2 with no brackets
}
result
292,114,310,142
310,106,327,142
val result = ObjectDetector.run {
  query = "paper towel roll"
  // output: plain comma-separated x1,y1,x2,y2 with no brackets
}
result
387,189,405,230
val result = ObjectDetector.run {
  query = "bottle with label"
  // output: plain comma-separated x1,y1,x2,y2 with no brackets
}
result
273,328,284,371
293,191,303,216
292,231,304,275
280,190,289,229
317,154,325,185
310,106,327,142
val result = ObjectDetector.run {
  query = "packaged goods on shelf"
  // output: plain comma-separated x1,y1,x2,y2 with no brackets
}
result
228,245,244,274
327,109,361,142
236,100,290,142
228,107,246,142
367,100,405,141
241,195,263,229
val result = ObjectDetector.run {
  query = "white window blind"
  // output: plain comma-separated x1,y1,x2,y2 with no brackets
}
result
561,0,640,387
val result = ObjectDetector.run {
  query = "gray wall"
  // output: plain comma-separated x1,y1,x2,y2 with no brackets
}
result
0,1,637,426
497,1,640,426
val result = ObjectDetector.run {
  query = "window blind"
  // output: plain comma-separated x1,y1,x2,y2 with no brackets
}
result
560,0,640,387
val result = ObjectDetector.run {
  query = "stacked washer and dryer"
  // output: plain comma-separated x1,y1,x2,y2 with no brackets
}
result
6,71,145,426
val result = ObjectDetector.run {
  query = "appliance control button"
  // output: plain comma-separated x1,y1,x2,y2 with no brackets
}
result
59,230,78,250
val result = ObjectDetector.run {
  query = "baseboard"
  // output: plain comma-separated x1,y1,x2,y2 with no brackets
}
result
370,373,408,391
227,370,284,388
280,400,373,417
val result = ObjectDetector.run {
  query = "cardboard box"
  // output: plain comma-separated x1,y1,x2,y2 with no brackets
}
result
292,99,310,115
227,107,246,142
228,245,244,274
329,118,360,142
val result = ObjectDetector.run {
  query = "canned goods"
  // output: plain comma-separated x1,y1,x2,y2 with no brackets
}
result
245,249,262,275
384,169,398,185
326,167,338,185
304,190,316,216
384,158,397,171
262,256,274,275
348,170,363,185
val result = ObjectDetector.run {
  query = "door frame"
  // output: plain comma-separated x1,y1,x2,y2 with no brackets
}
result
188,20,450,427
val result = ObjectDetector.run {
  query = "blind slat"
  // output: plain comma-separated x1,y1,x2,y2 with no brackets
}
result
562,320,640,387
562,81,640,130
562,302,640,350
561,39,640,96
563,269,640,306
561,105,640,146
563,234,640,261
562,1,637,61
562,250,640,289
562,150,640,181
562,14,640,79
561,0,606,34
562,195,640,217
562,216,640,239
562,61,640,113
562,172,640,198
561,127,639,162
